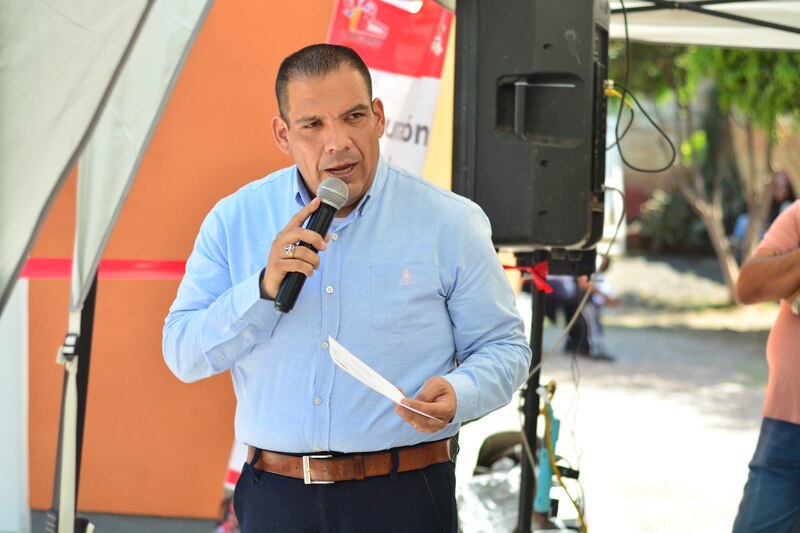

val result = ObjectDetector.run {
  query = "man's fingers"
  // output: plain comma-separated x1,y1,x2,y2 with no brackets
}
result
396,399,448,433
394,404,437,432
394,377,454,432
285,197,321,230
414,377,450,403
278,229,327,253
279,259,315,278
402,398,444,420
280,245,322,270
293,229,328,252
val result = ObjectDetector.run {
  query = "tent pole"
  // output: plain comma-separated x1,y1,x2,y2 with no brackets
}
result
46,274,98,533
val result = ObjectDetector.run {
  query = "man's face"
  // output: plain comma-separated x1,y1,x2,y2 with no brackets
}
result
272,66,385,216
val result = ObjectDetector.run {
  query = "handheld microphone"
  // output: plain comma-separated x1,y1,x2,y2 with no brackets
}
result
274,177,349,313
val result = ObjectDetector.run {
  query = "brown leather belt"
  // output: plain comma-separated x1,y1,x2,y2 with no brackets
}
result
247,439,455,484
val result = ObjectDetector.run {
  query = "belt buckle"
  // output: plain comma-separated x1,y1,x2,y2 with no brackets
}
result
302,454,334,484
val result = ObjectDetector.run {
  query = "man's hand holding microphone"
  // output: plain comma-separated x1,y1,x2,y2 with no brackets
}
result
261,177,349,310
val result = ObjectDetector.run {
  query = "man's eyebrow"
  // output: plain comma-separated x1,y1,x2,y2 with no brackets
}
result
340,103,371,117
293,104,371,126
294,114,320,126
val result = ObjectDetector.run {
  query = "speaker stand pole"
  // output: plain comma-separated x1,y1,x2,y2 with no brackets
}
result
516,250,547,533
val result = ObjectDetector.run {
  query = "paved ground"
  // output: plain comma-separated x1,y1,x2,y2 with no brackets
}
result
457,255,776,533
29,255,778,533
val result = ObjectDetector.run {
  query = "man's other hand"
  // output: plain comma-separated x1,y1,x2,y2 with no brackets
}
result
395,376,456,433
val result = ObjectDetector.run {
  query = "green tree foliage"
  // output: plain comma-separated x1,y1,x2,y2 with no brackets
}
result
608,42,800,300
610,44,800,126
690,49,800,128
609,42,690,103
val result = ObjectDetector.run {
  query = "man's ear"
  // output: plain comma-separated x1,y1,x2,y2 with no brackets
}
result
372,98,386,138
272,115,291,154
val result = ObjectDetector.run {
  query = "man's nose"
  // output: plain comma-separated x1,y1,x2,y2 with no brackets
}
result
324,122,353,153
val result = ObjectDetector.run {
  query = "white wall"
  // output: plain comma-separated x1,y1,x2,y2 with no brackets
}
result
0,280,30,533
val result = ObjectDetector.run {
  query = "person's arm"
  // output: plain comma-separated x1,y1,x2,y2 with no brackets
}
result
397,202,532,431
162,207,281,382
577,275,620,305
736,201,800,305
735,247,800,304
162,199,328,383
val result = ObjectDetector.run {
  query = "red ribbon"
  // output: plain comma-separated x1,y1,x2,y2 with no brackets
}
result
20,258,186,280
503,260,552,293
22,258,553,295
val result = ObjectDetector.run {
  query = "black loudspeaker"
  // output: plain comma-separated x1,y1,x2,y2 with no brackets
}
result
453,0,610,251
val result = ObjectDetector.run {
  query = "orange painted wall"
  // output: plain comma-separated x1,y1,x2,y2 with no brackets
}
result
28,0,336,519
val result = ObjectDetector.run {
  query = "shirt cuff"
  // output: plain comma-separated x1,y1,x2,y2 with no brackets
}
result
236,269,282,336
442,372,478,424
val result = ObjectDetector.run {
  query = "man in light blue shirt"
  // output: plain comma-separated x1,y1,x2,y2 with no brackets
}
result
163,43,530,533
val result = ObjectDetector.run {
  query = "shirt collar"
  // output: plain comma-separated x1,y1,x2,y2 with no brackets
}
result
291,157,388,218
292,169,312,208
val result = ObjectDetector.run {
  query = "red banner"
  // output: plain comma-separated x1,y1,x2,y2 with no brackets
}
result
327,0,452,78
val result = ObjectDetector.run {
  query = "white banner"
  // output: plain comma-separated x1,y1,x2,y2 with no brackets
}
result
372,72,441,174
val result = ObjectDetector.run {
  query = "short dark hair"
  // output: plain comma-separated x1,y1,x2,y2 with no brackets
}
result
275,44,373,122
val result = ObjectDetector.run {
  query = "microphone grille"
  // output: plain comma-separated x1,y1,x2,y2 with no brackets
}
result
317,178,349,211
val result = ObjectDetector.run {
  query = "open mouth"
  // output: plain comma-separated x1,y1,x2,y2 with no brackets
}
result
325,162,357,178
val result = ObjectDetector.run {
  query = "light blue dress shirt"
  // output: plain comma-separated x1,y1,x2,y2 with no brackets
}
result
163,158,531,454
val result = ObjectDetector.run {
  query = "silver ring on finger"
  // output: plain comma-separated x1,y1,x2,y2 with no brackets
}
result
284,243,296,259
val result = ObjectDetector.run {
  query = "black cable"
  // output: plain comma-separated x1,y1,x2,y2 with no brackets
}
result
606,100,635,151
613,81,678,173
613,0,632,148
609,0,678,173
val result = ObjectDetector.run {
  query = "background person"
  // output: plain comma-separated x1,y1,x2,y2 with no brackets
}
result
731,171,797,264
733,198,800,532
572,256,620,361
767,171,796,227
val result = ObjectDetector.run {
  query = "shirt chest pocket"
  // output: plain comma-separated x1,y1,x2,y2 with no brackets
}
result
370,264,442,334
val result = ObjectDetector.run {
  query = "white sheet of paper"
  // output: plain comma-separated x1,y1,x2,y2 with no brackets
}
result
328,336,442,422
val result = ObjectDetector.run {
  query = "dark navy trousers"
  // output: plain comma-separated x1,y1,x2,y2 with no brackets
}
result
233,456,457,532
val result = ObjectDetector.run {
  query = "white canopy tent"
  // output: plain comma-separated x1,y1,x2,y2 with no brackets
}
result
431,1,800,51
0,0,152,319
0,1,212,531
610,1,800,51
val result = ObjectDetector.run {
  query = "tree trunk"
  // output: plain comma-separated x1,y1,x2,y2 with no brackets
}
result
772,116,800,195
698,207,740,302
669,103,739,303
728,117,773,263
675,166,739,303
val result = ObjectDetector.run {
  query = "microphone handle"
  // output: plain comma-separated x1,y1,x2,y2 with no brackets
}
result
274,202,338,313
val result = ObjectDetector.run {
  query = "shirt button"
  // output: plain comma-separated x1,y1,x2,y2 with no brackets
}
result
331,233,339,241
314,397,322,405
321,341,329,349
325,286,334,294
